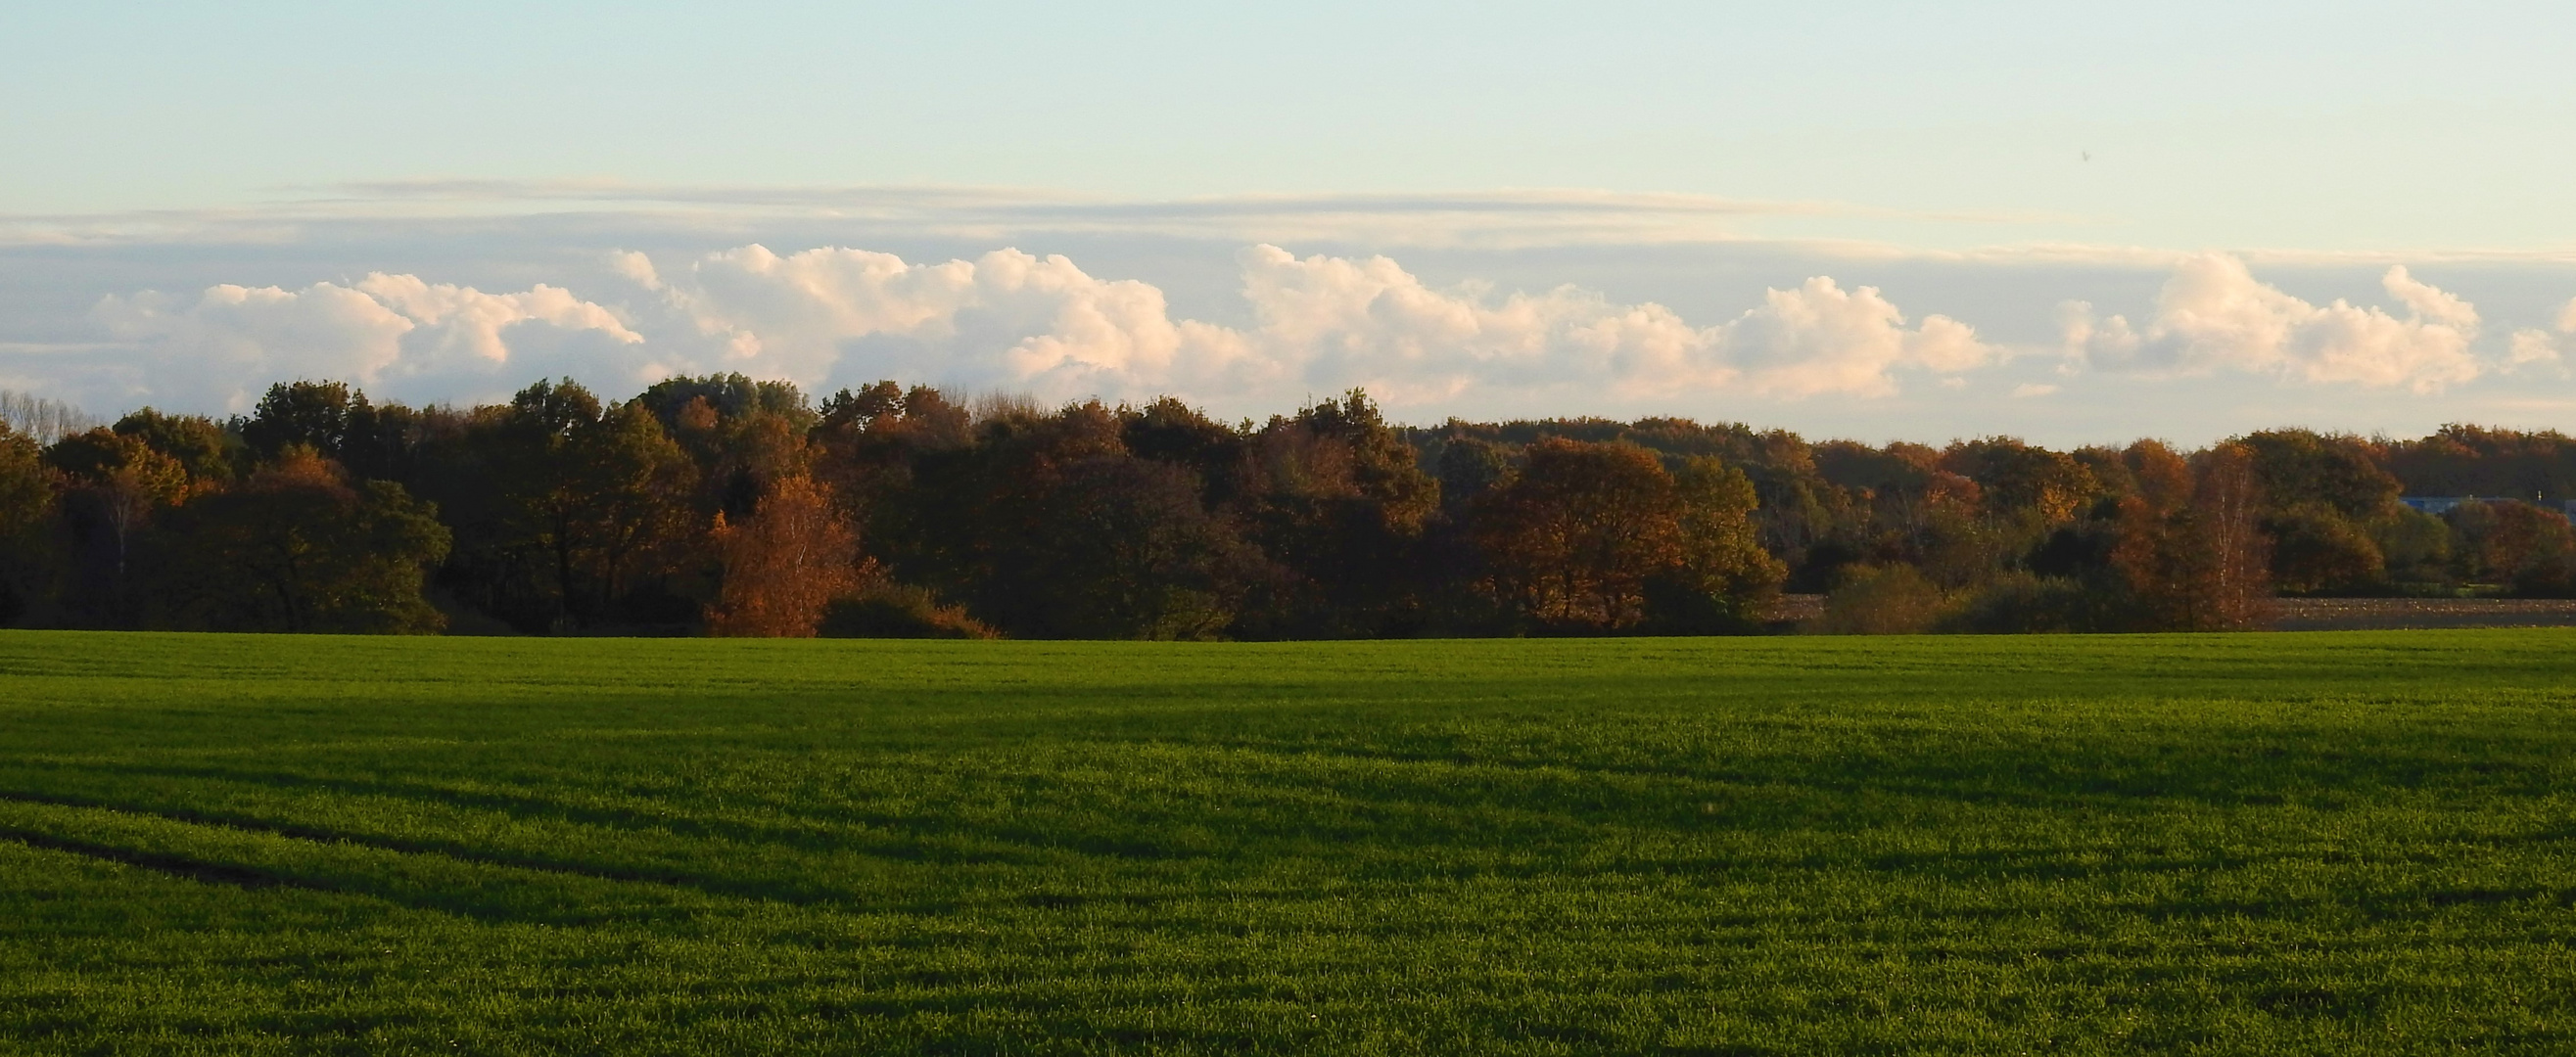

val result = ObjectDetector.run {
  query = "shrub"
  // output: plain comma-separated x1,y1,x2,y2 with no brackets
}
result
1808,565,1948,634
820,582,998,639
1940,572,2123,633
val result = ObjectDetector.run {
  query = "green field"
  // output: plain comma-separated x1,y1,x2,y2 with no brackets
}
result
4,631,2575,1054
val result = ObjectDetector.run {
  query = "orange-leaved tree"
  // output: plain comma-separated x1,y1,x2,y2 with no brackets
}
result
1475,437,1686,629
707,474,871,636
2111,440,2270,630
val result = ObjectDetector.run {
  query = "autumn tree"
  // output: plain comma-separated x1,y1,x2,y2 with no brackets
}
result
147,447,451,633
1644,456,1789,632
2236,430,2402,594
44,428,189,624
2237,430,2399,517
639,373,820,520
2111,441,2271,630
1234,391,1439,637
114,409,239,483
706,474,868,637
811,381,972,523
2446,500,2576,596
1919,437,2104,591
2194,444,2272,625
1475,438,1688,630
1942,437,2099,528
0,421,56,624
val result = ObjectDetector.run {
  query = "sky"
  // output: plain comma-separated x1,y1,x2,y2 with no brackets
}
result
6,1,2576,446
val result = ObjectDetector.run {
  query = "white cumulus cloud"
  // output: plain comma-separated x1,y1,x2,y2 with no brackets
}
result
353,273,639,372
2507,329,2562,372
626,243,1999,409
632,245,1254,399
2503,294,2576,374
1713,276,1995,398
1229,245,1718,403
2059,254,2482,392
57,245,2007,417
1229,246,1995,401
92,276,639,410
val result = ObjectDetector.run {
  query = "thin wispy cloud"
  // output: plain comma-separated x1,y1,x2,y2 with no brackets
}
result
17,184,2576,282
1,183,2083,253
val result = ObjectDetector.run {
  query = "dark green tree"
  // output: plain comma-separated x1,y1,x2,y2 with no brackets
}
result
991,454,1252,640
1234,391,1438,637
44,428,188,624
241,380,368,462
1643,456,1788,632
2447,500,2576,596
114,408,240,483
147,448,451,633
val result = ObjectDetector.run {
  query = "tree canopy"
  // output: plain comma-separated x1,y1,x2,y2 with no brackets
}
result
7,379,2574,636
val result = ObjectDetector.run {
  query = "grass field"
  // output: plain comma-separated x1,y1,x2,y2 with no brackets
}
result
4,630,2575,1054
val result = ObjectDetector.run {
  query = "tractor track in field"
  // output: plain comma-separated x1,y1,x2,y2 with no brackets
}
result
0,757,1054,868
0,788,758,907
0,787,1171,920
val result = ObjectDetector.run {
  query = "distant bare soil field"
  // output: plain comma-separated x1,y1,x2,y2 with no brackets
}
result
2271,597,2576,630
1767,593,2576,632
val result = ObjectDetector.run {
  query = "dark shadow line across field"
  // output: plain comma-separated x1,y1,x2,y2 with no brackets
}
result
5,755,1300,878
8,793,2571,969
0,830,341,893
0,788,830,915
0,784,1282,919
1193,728,2576,812
8,759,1055,867
15,774,2565,930
20,731,2575,894
15,750,1806,873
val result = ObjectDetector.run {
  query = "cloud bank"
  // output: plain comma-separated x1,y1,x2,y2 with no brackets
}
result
2060,255,2483,392
17,245,2570,432
44,244,2006,415
630,243,2002,408
89,276,641,410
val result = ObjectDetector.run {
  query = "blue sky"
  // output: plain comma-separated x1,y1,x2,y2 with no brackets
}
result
6,2,2576,444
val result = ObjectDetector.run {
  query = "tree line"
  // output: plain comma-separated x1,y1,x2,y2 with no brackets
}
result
3,377,2572,637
